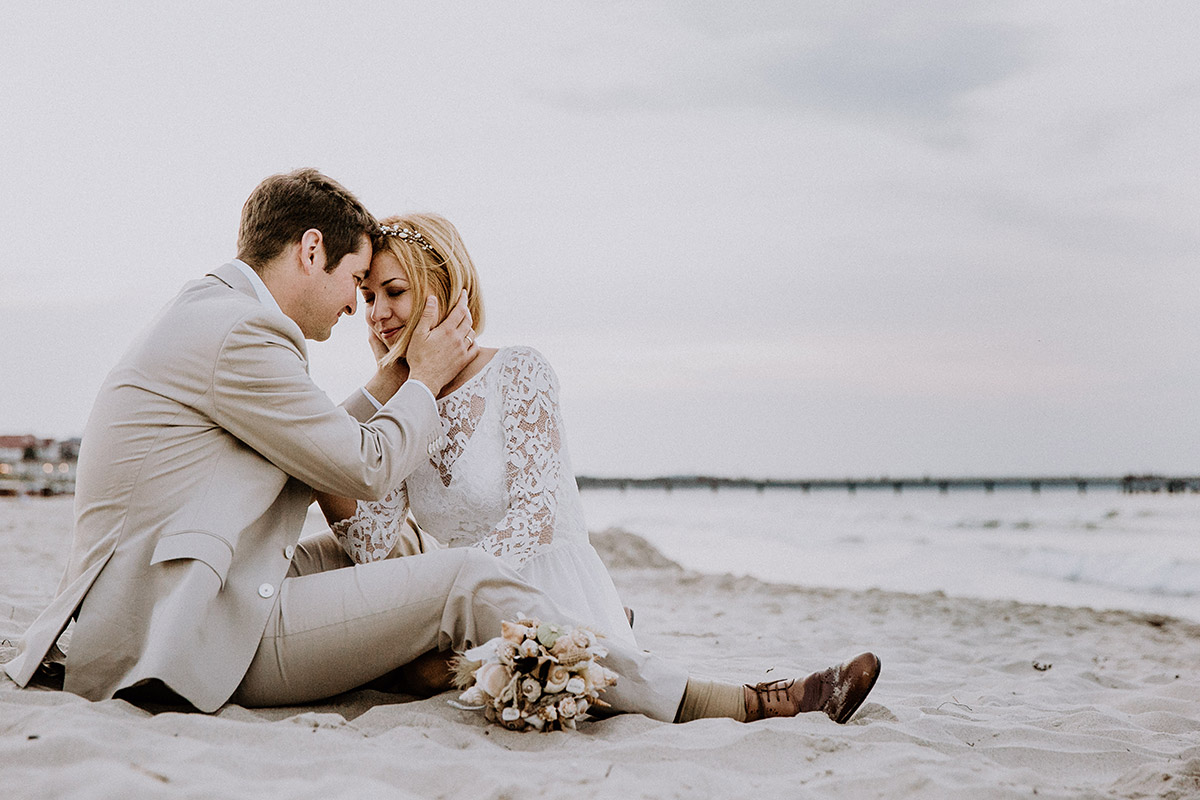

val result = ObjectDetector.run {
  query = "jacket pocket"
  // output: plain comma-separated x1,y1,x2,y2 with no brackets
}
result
150,530,234,589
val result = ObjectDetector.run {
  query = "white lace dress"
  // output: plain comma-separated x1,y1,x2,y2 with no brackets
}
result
331,346,636,646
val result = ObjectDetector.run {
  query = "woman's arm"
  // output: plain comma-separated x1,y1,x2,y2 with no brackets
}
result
476,349,566,568
317,483,410,563
316,333,415,562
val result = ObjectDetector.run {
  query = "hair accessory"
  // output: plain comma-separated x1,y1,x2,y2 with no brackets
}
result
378,223,435,252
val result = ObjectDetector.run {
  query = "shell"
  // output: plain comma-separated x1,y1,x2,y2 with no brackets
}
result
458,686,487,707
536,623,564,648
497,672,521,704
518,638,541,658
586,662,617,690
565,676,586,695
550,645,590,667
545,664,570,693
475,663,510,698
496,641,518,664
498,706,526,731
501,620,532,644
520,677,542,702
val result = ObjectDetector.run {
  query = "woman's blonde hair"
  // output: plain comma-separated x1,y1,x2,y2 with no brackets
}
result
371,212,485,367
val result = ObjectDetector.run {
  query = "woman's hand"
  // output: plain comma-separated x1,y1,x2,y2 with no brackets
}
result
368,327,390,363
363,329,410,404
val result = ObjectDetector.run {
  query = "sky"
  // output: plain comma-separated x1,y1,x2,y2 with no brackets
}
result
2,1,1198,479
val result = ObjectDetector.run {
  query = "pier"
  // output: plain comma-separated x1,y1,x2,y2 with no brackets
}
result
3,430,1197,498
575,474,1200,495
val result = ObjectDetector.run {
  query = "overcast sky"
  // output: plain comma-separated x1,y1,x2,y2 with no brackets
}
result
2,2,1198,479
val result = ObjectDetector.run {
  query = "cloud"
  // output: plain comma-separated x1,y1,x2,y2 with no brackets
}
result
535,2,1036,132
759,21,1033,120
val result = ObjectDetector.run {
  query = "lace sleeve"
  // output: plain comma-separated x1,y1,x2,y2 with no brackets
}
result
330,483,409,563
477,349,565,568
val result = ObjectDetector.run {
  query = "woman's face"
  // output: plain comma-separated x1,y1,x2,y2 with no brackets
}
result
362,250,416,347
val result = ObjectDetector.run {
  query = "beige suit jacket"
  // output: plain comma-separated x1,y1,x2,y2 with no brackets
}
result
3,263,439,711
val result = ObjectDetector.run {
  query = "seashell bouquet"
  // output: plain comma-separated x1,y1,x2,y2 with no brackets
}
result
450,618,618,732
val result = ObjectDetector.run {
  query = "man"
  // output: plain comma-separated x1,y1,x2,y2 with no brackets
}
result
4,169,879,724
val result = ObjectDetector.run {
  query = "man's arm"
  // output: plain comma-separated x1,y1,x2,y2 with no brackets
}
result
355,291,477,412
208,312,438,501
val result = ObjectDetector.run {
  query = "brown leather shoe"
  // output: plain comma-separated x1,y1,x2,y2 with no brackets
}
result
744,652,881,724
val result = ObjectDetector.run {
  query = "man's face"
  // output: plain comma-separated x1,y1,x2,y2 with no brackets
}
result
301,235,372,341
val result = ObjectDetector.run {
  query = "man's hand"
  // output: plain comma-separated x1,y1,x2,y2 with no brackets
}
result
405,291,476,396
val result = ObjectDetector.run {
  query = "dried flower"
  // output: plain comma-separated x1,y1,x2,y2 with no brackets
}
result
451,618,616,733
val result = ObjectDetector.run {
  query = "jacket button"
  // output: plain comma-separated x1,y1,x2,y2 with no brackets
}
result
258,583,275,598
284,545,296,559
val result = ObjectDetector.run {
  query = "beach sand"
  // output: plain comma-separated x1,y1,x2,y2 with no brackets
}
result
2,498,1198,799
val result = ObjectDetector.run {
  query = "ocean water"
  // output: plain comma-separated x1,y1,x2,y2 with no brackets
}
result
579,486,1200,623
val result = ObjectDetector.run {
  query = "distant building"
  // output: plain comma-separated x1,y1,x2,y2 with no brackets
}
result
0,434,78,496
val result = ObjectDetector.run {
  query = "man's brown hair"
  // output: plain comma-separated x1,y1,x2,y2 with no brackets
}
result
236,168,377,272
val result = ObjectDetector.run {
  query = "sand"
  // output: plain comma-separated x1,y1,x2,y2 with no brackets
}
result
2,497,1198,799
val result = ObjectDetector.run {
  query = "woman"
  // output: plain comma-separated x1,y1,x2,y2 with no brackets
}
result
316,213,636,648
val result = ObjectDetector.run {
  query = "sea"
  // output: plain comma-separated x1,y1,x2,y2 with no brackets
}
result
578,485,1200,623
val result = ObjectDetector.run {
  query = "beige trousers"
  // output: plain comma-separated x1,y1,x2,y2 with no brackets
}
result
230,526,689,722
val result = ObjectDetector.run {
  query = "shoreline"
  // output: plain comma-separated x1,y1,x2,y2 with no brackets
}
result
4,495,1197,627
591,527,1200,632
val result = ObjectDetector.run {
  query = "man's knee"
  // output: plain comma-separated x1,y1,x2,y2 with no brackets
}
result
450,549,525,591
385,516,440,559
289,531,353,576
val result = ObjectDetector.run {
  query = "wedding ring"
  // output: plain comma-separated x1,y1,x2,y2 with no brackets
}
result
465,333,475,347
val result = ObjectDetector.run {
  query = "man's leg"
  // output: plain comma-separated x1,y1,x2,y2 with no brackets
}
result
230,547,690,721
288,516,435,576
241,531,878,723
288,523,453,697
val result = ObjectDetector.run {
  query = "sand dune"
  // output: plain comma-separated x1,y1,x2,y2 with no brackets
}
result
3,498,1198,799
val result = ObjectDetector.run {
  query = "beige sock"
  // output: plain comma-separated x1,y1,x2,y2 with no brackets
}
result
674,677,748,723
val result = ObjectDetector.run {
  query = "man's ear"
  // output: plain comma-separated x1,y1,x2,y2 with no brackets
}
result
297,229,325,275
